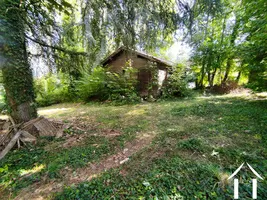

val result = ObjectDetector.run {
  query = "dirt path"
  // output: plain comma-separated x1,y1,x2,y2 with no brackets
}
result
14,133,155,200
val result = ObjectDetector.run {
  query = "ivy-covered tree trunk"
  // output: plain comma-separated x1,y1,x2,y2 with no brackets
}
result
0,0,37,123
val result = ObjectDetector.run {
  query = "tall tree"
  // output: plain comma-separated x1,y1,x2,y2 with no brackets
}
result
0,0,224,123
0,0,37,123
191,0,244,88
0,0,72,122
239,0,267,90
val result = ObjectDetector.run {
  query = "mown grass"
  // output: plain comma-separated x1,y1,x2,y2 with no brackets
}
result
1,93,267,199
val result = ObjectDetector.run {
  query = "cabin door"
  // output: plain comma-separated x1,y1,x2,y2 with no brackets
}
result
137,69,151,96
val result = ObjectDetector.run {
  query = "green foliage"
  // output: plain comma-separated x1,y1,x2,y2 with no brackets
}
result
0,0,73,121
143,61,160,99
34,73,72,107
106,67,139,104
190,0,243,88
0,0,37,120
0,143,47,191
189,0,267,91
245,62,267,91
0,85,6,113
53,95,267,200
75,67,107,101
240,0,267,91
162,64,194,98
0,135,116,193
76,66,139,104
177,138,205,152
1,94,267,198
54,159,223,200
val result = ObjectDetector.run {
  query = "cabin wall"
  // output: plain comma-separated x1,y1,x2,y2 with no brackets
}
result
105,52,168,97
106,52,150,72
106,52,128,72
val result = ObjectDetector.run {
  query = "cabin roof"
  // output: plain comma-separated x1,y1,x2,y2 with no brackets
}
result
101,46,173,67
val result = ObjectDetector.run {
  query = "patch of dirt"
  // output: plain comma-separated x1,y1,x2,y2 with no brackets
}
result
14,133,155,200
60,128,122,148
43,117,123,151
176,149,207,161
119,144,168,177
97,129,122,138
64,116,100,131
61,134,88,148
68,133,153,184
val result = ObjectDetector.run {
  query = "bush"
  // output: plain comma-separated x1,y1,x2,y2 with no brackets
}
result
76,66,140,104
246,79,267,92
162,64,194,98
75,67,108,101
34,73,72,107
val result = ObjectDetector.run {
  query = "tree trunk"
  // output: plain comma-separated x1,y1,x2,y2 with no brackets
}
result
222,58,233,83
198,59,206,89
207,71,211,87
0,0,37,123
235,71,241,83
210,68,217,87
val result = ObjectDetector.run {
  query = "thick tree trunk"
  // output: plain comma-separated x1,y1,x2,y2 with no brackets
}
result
1,62,37,125
0,0,37,123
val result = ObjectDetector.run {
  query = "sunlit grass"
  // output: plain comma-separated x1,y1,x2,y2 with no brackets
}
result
19,164,45,176
126,108,146,116
1,93,267,199
38,107,73,116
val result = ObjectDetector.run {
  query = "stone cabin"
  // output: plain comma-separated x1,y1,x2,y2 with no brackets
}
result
101,47,172,97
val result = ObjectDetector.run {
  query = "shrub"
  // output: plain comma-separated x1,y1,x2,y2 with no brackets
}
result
76,66,140,104
246,79,267,92
162,64,194,98
75,67,108,101
34,73,72,107
106,67,139,103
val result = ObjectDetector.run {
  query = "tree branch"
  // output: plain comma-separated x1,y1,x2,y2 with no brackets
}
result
25,35,88,56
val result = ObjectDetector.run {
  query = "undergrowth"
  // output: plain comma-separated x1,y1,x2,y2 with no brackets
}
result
54,95,267,199
1,94,267,199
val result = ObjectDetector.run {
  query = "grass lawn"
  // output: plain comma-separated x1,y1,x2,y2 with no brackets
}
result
0,93,267,199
